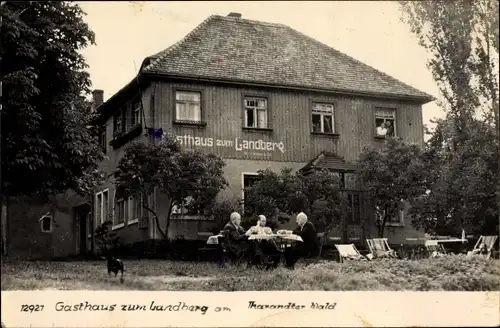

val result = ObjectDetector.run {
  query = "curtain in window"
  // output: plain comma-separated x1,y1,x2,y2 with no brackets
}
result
375,108,395,118
257,109,267,128
176,103,201,121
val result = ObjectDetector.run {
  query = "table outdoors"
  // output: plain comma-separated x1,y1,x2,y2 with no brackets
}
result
248,234,303,242
248,233,303,253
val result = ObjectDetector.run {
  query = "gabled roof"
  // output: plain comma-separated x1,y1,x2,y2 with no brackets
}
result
142,14,433,103
300,151,357,173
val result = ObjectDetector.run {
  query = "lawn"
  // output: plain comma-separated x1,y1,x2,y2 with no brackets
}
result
2,255,499,291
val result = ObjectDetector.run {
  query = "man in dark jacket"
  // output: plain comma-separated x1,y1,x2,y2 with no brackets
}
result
222,212,250,260
284,212,319,268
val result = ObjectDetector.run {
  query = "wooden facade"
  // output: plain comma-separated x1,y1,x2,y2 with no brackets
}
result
133,80,425,163
92,77,427,243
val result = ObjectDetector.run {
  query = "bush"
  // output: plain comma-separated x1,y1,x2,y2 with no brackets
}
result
94,221,120,256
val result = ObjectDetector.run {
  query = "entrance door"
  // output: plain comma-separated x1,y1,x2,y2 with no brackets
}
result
75,205,90,257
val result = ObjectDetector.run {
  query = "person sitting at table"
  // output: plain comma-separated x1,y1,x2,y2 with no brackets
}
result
222,212,251,261
284,212,319,269
247,215,281,268
245,215,273,236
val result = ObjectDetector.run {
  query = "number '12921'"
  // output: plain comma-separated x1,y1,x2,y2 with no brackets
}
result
20,305,44,313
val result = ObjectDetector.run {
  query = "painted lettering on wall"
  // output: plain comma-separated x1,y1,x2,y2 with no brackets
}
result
176,135,285,153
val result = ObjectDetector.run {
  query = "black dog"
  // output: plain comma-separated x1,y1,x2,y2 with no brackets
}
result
102,255,125,283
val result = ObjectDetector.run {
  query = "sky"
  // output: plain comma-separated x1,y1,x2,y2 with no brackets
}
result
78,1,445,131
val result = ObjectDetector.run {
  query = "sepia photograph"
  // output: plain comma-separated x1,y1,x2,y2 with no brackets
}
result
1,0,499,301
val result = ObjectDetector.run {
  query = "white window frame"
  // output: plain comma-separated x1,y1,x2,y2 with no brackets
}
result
39,212,53,233
113,196,126,230
375,108,397,138
241,172,260,213
95,189,109,226
244,97,268,129
312,102,335,134
127,195,141,225
175,90,202,122
87,212,92,239
131,99,141,127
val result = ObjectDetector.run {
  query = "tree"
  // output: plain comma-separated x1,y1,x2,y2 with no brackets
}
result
243,168,297,219
205,198,242,234
114,136,228,241
1,1,104,198
356,137,429,237
244,168,347,232
400,0,500,236
410,117,499,236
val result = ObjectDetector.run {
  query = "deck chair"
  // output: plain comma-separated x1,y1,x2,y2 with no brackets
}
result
334,244,365,263
468,235,498,260
366,238,397,259
424,240,446,258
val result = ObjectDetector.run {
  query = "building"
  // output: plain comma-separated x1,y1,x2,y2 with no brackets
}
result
90,13,433,250
2,91,105,260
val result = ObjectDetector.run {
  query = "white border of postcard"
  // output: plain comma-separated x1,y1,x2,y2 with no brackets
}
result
2,291,499,327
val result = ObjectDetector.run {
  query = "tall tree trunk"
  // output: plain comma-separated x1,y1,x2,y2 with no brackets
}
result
165,199,173,242
496,103,500,248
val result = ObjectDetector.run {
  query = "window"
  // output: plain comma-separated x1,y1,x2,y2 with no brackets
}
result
113,110,124,136
344,172,357,190
375,108,396,138
175,91,201,122
114,198,126,227
128,195,141,224
312,102,334,133
40,213,53,233
95,190,109,225
98,126,107,154
387,200,405,225
347,194,361,224
131,99,141,127
172,196,194,216
242,173,261,212
329,171,357,190
244,97,268,128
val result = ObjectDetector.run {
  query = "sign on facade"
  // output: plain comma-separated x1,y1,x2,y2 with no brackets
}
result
175,135,285,153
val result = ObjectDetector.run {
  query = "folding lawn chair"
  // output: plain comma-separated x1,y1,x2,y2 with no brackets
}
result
424,240,447,258
468,235,498,260
366,238,397,259
334,243,366,263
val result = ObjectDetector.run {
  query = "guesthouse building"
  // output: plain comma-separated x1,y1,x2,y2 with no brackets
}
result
90,13,434,250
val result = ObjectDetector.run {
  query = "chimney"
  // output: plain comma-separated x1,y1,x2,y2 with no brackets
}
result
92,89,104,109
227,12,242,18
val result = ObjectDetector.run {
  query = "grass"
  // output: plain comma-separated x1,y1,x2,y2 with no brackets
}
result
2,255,499,291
